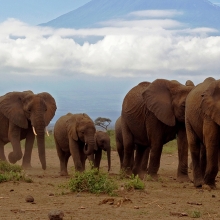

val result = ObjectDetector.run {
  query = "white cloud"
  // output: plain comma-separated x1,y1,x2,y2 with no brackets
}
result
129,10,183,18
0,16,220,82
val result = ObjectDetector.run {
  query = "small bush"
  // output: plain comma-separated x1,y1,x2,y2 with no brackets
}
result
190,211,201,218
0,161,21,173
0,161,32,183
68,168,118,196
124,174,145,191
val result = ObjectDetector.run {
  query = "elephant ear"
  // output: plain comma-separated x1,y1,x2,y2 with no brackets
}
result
201,80,220,126
142,79,175,126
38,92,57,126
0,91,35,128
66,116,78,141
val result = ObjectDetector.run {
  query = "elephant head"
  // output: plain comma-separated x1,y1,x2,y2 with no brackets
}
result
0,90,57,169
95,131,111,171
142,79,194,126
66,113,96,155
200,78,220,126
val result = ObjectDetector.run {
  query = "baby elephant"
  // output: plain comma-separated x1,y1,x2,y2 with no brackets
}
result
54,113,97,175
88,131,111,172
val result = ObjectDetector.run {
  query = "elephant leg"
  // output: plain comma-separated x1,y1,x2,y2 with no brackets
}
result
200,143,206,178
116,140,124,169
203,125,219,189
141,147,150,171
218,149,220,171
0,141,7,161
94,148,102,170
176,126,190,182
132,145,146,179
147,140,163,178
186,123,203,187
8,123,22,164
55,138,69,176
121,126,135,176
79,146,87,171
22,130,35,169
69,139,84,172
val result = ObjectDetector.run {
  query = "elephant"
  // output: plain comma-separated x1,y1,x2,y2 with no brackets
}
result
54,113,97,175
0,90,56,170
185,77,220,189
121,79,194,180
115,116,139,170
87,130,111,172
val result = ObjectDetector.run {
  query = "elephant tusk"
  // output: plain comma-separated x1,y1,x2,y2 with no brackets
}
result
45,128,49,136
32,126,37,136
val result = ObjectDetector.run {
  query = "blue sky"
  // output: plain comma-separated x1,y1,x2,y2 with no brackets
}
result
0,0,90,25
0,0,220,123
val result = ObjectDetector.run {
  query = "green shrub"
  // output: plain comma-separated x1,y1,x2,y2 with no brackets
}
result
0,160,32,183
68,168,118,195
124,174,145,191
190,211,201,218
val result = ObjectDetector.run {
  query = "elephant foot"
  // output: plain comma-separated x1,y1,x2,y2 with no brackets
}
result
193,178,204,188
119,167,132,178
22,163,33,170
202,184,216,190
135,170,147,180
147,172,159,181
60,171,69,176
177,174,191,183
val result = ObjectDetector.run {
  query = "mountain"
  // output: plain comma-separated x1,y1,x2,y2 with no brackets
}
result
40,0,220,30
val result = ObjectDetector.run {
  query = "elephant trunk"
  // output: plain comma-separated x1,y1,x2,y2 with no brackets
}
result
32,113,47,170
35,129,46,170
84,138,95,156
107,147,111,172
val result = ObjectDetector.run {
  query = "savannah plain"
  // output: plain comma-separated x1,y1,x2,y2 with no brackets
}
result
0,134,220,220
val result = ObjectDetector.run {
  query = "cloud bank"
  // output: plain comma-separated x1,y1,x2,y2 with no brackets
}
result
0,10,220,83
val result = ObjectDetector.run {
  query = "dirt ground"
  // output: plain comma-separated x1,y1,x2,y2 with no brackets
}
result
0,147,220,220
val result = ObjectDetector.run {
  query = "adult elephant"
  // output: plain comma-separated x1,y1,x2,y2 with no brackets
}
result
0,90,57,170
54,113,97,175
115,116,142,170
185,77,220,189
121,79,194,181
87,131,111,172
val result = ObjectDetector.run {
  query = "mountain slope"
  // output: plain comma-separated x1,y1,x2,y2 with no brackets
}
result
40,0,220,30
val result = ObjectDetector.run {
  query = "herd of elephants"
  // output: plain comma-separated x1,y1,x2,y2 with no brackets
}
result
0,77,219,190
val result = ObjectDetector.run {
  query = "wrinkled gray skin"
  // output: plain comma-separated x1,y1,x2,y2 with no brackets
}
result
87,131,111,171
121,79,194,180
185,77,220,189
0,90,56,170
54,113,96,175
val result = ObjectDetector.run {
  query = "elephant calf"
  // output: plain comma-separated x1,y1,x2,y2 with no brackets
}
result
54,113,96,175
87,131,111,171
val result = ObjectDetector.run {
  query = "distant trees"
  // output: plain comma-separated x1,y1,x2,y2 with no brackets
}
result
94,117,111,131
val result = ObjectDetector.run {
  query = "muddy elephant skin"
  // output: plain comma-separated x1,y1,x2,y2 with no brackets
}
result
185,77,220,189
0,90,57,170
54,113,96,175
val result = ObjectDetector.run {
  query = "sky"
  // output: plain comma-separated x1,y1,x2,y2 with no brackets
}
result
0,0,220,123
